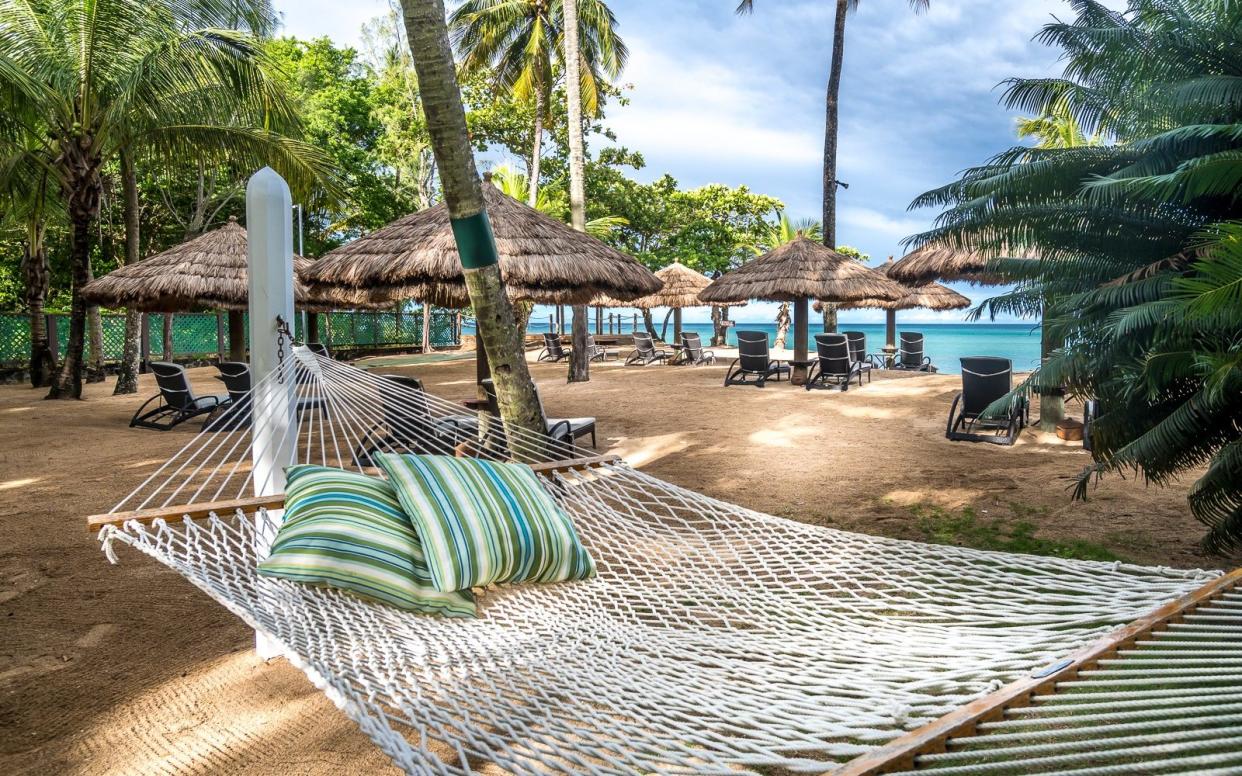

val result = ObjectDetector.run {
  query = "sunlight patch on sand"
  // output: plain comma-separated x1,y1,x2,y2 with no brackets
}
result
885,487,983,509
748,416,819,448
612,432,692,467
859,380,946,398
122,458,168,470
0,477,40,490
3,405,32,412
830,404,897,420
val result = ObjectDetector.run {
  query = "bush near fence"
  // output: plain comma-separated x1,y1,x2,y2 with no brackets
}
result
0,310,460,368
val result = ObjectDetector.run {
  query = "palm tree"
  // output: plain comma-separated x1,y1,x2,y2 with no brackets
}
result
910,0,1242,550
562,0,591,382
491,164,627,238
399,0,546,448
0,0,330,399
737,0,928,341
450,0,626,208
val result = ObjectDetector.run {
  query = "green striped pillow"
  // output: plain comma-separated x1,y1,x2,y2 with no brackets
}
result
257,465,476,617
375,454,596,592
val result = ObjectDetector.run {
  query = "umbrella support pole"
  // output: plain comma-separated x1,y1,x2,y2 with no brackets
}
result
227,310,246,362
790,297,809,385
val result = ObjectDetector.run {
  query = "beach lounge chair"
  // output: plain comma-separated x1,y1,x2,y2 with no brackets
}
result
724,331,789,387
945,356,1029,446
354,375,477,464
842,331,872,383
481,378,596,450
130,362,226,431
676,332,716,365
204,361,331,432
536,333,571,362
892,332,934,371
805,333,862,391
625,333,670,366
586,334,616,362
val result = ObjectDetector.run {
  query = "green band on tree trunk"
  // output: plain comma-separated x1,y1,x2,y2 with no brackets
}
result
450,210,500,270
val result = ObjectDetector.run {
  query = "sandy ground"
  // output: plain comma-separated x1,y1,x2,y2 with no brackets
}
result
0,351,1233,774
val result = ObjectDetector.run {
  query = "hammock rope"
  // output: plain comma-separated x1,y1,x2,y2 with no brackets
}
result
95,349,1226,774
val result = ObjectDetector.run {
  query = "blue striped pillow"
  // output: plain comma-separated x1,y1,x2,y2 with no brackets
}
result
257,465,475,617
375,454,596,592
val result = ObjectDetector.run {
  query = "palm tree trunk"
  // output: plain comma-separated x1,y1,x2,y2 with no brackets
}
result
86,275,106,382
47,215,94,399
773,302,791,349
528,87,544,207
162,314,174,361
563,0,591,383
1039,313,1065,432
399,0,545,449
113,151,143,394
22,220,54,388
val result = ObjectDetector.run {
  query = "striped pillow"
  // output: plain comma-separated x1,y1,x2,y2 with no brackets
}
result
257,465,475,617
375,454,595,592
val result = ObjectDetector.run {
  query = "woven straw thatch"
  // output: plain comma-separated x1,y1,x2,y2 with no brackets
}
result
594,261,743,309
80,218,374,312
887,243,1007,285
700,236,905,304
815,258,972,311
301,185,661,306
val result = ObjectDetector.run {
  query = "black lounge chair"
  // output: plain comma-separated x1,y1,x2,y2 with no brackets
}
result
676,332,716,365
131,362,226,431
204,361,332,432
945,356,1029,446
724,331,789,387
480,378,596,450
625,333,670,366
892,332,934,372
537,333,571,362
805,333,862,391
843,331,872,383
354,375,477,464
586,334,616,362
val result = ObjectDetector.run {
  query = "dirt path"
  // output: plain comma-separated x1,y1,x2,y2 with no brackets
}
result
0,355,1231,774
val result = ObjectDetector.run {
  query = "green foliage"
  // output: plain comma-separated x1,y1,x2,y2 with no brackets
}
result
910,0,1242,552
910,503,1121,562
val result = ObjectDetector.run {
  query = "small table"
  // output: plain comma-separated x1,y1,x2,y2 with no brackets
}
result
784,358,815,386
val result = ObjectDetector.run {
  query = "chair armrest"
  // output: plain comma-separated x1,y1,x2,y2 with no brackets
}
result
546,419,572,442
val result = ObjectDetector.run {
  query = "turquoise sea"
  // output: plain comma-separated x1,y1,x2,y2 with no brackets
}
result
492,320,1043,375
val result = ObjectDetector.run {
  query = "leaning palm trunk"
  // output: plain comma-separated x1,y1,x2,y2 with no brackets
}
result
563,0,591,383
528,86,544,207
113,151,142,394
48,158,103,400
399,0,545,451
773,302,791,349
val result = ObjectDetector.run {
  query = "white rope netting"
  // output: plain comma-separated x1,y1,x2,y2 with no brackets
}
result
98,350,1219,774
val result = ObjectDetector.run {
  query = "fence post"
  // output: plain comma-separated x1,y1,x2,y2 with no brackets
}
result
46,314,59,364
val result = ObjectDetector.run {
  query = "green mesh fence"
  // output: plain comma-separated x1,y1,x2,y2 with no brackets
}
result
0,309,459,367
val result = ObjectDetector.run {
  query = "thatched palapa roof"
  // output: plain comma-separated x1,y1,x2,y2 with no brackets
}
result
300,185,661,307
80,217,372,312
700,235,906,304
595,261,742,309
815,258,972,312
886,243,1008,285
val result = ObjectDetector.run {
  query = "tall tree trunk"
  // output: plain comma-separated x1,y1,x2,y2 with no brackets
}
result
114,151,142,394
563,0,591,383
1038,311,1065,432
421,300,433,352
47,215,94,399
822,305,838,333
22,220,54,388
399,0,545,449
642,308,658,340
86,262,105,382
162,314,174,361
528,86,544,207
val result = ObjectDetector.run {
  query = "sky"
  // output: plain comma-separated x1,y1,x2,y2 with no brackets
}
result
273,0,1093,325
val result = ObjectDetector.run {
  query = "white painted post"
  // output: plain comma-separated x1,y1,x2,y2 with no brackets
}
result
247,167,296,660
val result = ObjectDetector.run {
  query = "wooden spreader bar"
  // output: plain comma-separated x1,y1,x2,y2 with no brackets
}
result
86,453,622,534
833,566,1242,776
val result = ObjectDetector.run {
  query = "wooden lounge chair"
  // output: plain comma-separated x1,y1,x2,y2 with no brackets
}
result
805,333,862,391
537,333,571,362
676,332,716,365
945,356,1029,446
481,378,596,450
892,331,934,371
204,361,331,432
130,362,226,431
724,331,789,387
625,333,670,366
842,331,872,383
354,375,477,464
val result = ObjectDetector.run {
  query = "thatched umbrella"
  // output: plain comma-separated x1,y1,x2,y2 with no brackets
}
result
595,261,738,344
81,217,368,361
700,235,905,382
887,243,1007,285
301,184,660,306
816,257,971,360
301,184,660,382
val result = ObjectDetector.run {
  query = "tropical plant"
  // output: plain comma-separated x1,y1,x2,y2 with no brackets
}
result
490,164,627,238
752,210,822,253
909,0,1242,551
0,0,332,399
738,0,928,339
398,0,546,448
450,0,627,207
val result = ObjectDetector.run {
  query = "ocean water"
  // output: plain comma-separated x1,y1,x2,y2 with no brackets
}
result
485,320,1043,375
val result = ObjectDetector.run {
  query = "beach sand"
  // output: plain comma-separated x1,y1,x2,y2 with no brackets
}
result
0,351,1230,774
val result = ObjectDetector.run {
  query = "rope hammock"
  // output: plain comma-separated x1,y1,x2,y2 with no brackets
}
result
93,349,1231,774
